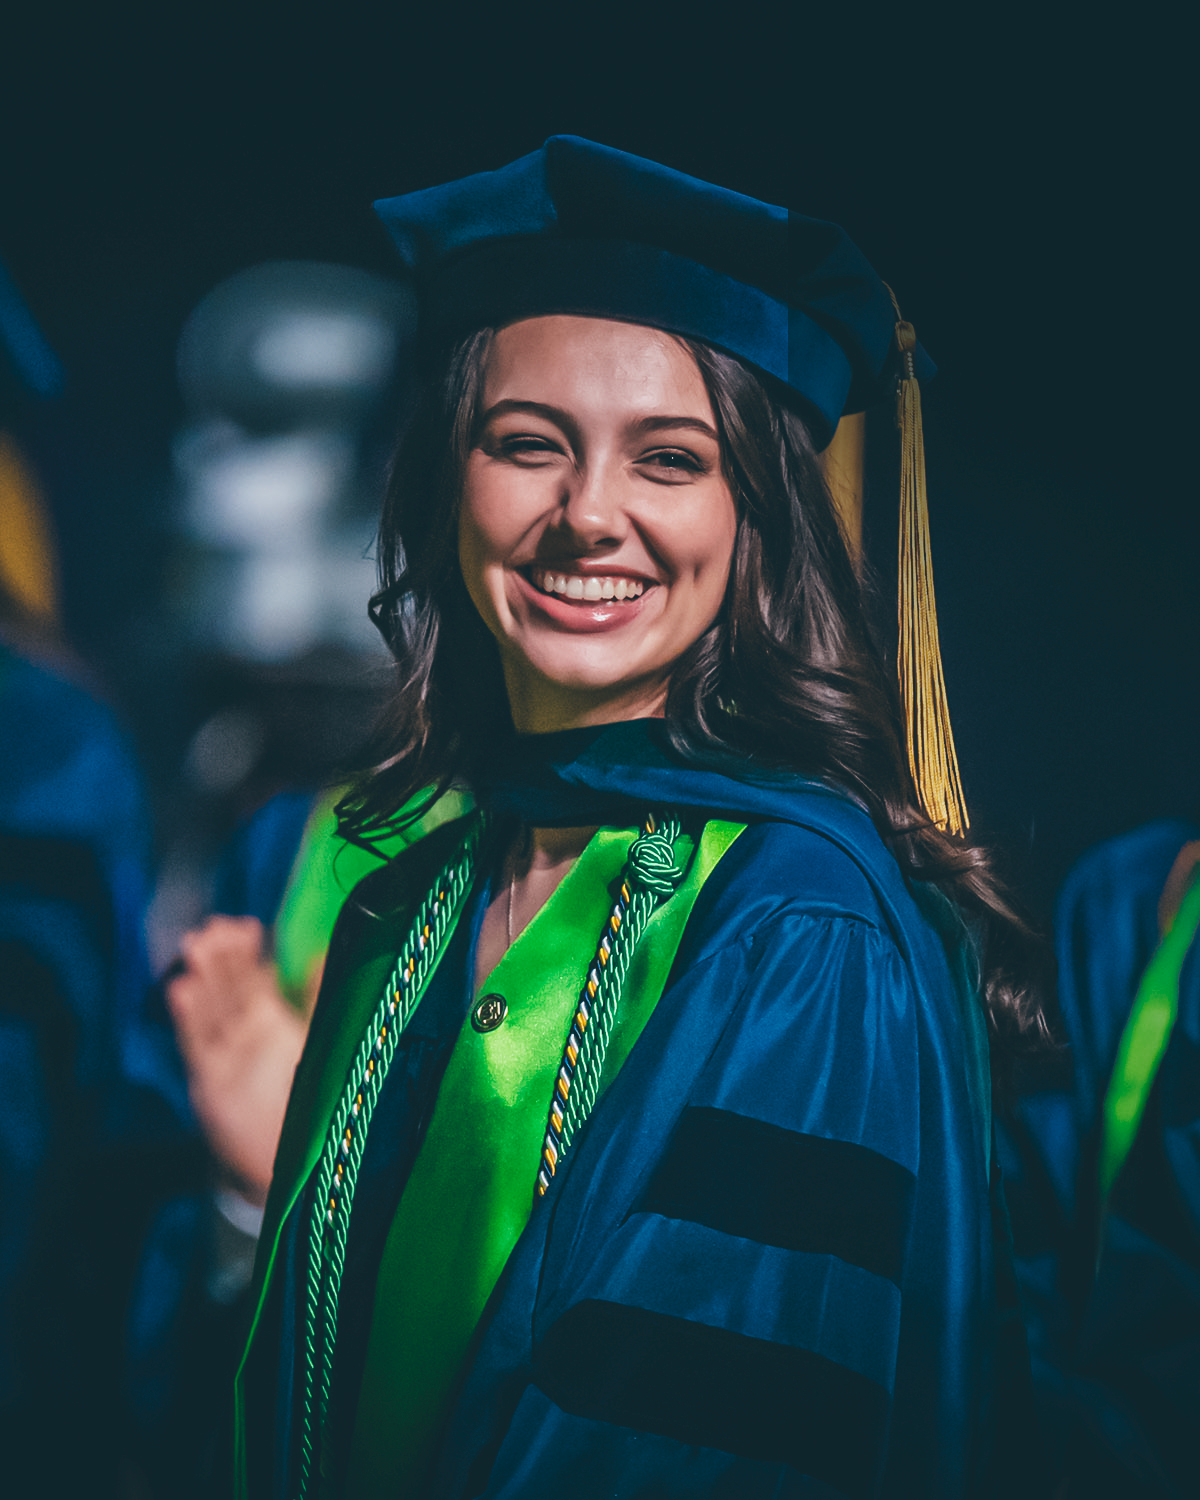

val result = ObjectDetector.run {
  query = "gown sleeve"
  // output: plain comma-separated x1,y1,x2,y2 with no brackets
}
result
542,912,920,1495
456,893,1004,1499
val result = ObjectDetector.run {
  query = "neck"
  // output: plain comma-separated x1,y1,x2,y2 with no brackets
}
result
475,822,598,993
516,823,596,875
501,660,669,734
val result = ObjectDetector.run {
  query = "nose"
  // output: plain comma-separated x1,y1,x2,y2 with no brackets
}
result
553,456,628,550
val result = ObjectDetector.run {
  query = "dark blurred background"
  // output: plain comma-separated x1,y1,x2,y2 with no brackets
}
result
1,4,1194,926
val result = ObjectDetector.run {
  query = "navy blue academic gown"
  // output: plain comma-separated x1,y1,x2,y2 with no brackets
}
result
238,724,1039,1499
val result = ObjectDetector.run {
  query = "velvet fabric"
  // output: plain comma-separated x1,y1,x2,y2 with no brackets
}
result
236,723,1040,1498
372,136,933,448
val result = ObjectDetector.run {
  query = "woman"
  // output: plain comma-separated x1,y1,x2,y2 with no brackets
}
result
235,137,1046,1499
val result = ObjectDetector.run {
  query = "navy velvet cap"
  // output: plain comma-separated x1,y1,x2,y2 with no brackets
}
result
373,136,932,449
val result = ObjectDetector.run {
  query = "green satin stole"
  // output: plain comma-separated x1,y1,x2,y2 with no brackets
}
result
1099,862,1200,1199
272,787,471,1005
344,818,744,1497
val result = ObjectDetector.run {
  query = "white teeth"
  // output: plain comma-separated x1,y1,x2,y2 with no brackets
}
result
536,571,646,600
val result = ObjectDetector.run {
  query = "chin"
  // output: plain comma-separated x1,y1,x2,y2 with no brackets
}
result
529,648,654,692
511,652,667,715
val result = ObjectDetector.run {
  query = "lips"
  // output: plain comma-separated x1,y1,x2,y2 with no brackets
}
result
533,569,647,603
514,565,654,634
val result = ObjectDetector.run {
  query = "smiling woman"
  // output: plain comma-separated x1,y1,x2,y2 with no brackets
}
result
459,317,738,730
234,138,1049,1500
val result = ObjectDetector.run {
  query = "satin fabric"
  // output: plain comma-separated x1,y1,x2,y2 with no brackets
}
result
273,789,470,1005
237,722,1033,1498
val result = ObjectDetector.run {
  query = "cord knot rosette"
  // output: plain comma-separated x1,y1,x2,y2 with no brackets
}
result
627,823,686,897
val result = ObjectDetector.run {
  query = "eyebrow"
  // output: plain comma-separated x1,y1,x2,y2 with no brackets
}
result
479,399,719,443
633,414,719,441
479,399,572,427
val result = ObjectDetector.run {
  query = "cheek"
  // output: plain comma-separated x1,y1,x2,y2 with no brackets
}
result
456,489,504,627
679,496,738,596
458,473,494,559
458,469,546,639
459,465,537,568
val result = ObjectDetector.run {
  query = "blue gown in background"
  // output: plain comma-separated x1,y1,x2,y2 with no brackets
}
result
212,790,320,926
1000,818,1200,1498
0,637,193,1497
238,721,1044,1499
0,641,169,1112
0,642,323,1499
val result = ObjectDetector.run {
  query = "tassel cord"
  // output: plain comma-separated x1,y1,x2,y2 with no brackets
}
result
889,295,970,837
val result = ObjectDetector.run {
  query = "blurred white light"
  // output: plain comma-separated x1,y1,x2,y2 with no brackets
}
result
177,427,354,545
227,552,325,660
251,312,395,390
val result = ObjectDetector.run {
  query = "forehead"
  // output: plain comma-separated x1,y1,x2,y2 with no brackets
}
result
481,315,714,419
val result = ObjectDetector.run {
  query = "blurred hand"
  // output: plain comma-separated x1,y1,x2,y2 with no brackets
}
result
167,915,320,1206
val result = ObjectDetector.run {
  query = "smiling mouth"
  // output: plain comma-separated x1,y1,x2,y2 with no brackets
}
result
531,570,649,603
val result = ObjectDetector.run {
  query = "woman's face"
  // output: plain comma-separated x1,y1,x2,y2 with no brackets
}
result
458,315,738,733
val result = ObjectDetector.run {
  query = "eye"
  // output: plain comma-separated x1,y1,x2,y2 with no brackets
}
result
638,447,707,481
492,434,561,463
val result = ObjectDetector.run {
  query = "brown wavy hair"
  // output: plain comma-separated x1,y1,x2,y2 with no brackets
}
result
341,327,1048,1057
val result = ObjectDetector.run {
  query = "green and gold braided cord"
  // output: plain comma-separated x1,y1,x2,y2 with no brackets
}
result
537,812,684,1194
296,822,480,1500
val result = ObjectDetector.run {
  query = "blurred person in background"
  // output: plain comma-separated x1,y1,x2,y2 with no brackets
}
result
2,260,197,1498
1000,822,1200,1498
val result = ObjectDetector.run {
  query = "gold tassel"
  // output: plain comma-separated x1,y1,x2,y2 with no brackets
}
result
888,291,969,836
